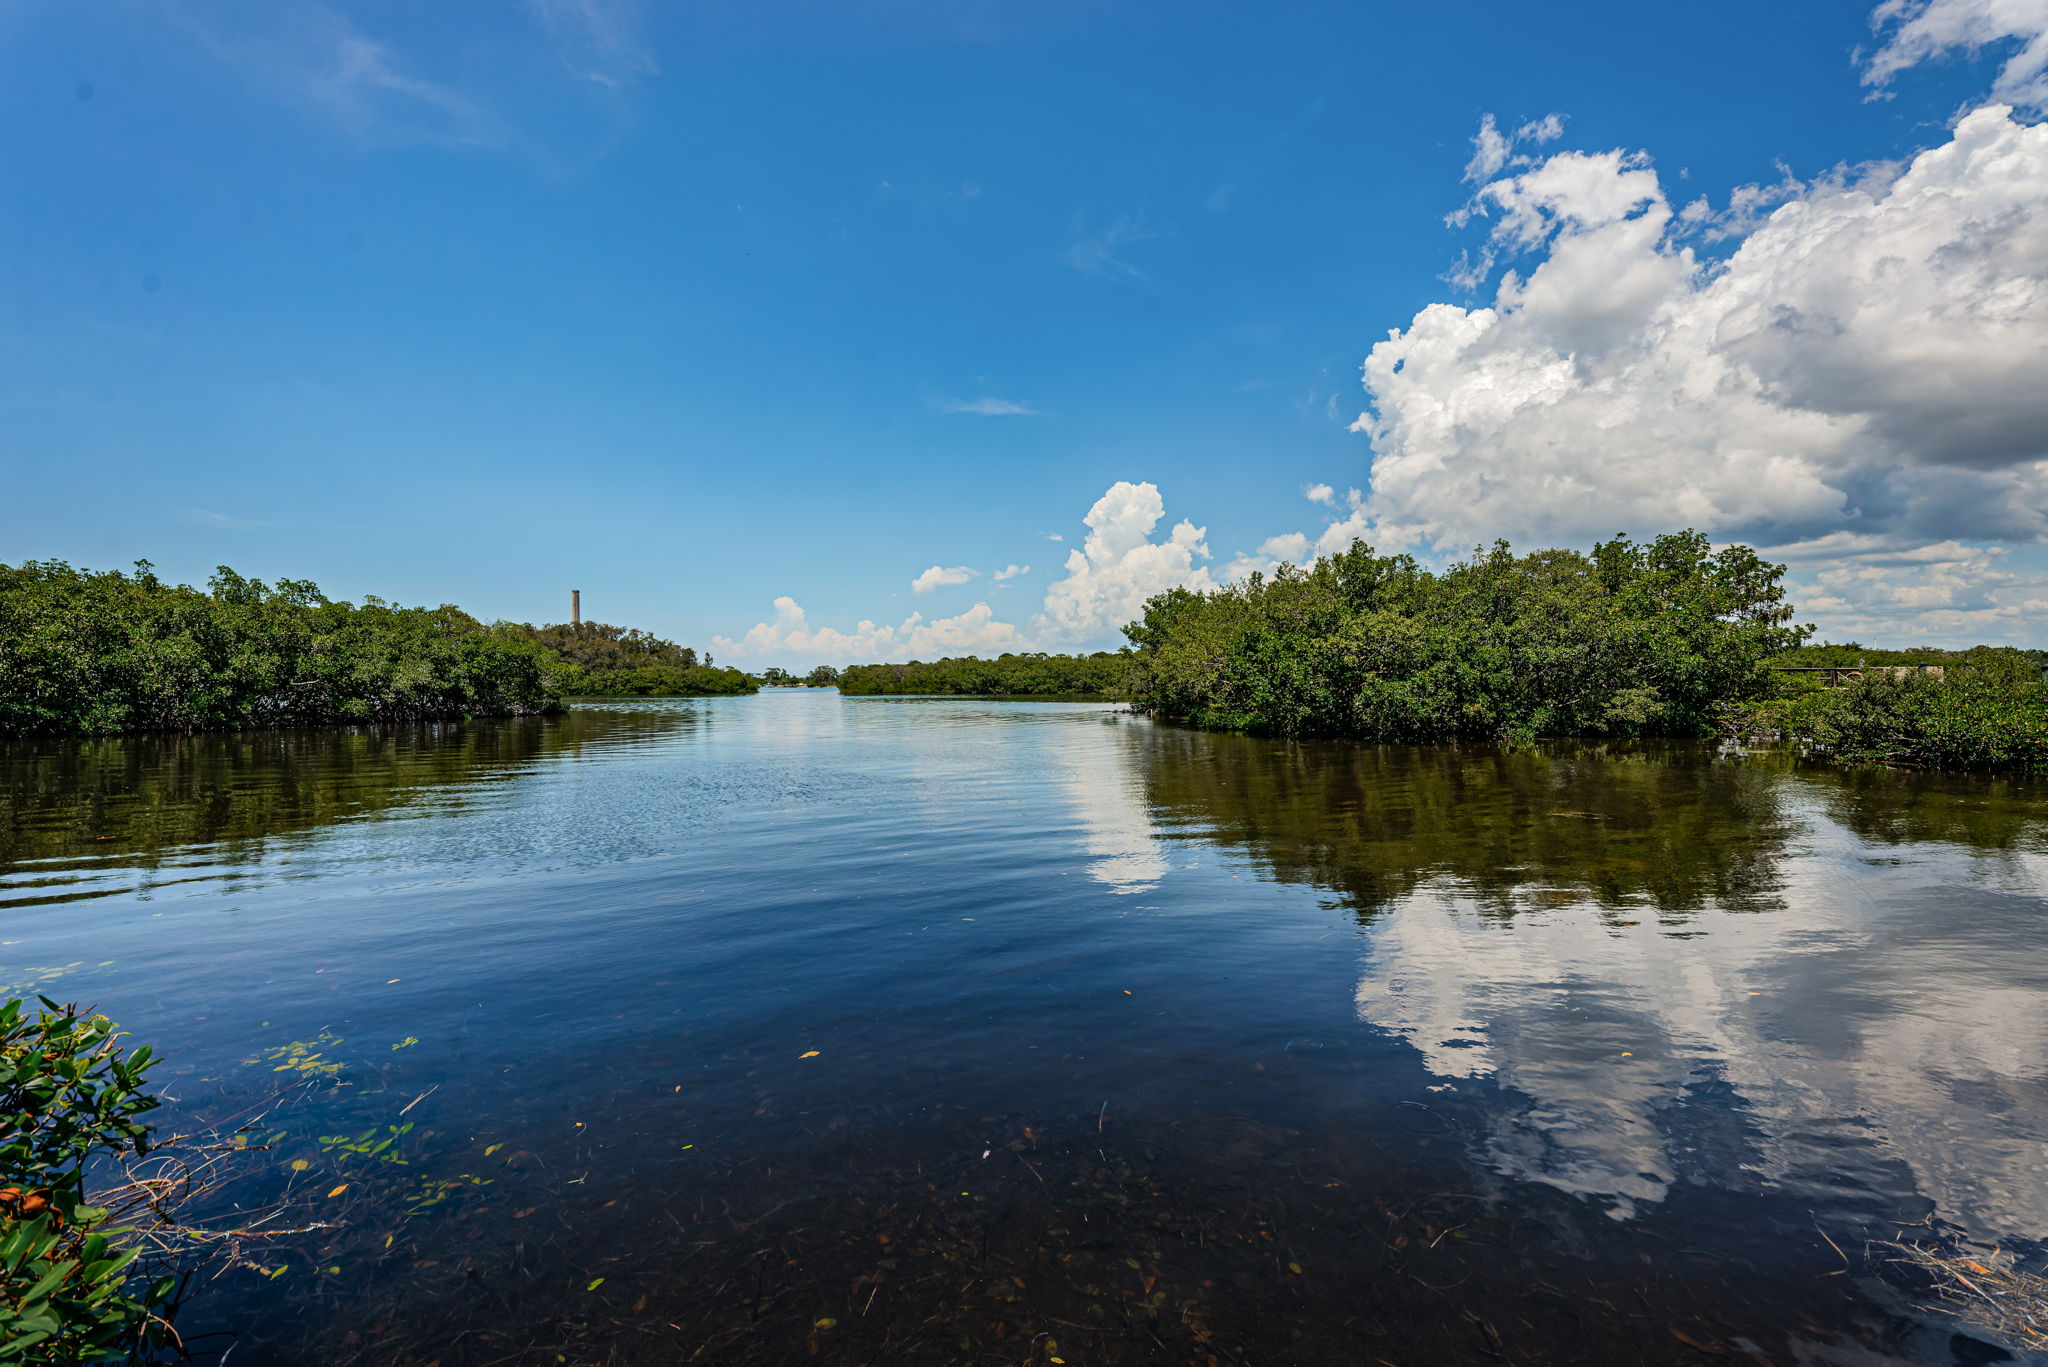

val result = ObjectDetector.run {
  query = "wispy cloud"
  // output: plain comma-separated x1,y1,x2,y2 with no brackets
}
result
188,508,273,529
994,564,1030,581
1065,214,1154,280
528,0,659,88
933,396,1038,416
176,0,657,155
177,1,504,149
1462,112,1566,184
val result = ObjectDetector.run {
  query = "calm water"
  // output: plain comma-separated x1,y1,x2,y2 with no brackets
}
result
7,693,2048,1365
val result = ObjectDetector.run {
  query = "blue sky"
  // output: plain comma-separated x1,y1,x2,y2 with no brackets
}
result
5,0,2045,659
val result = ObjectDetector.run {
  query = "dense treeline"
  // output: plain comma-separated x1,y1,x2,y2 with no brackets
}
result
2,561,559,737
0,561,753,737
490,621,754,697
1123,533,1803,740
838,652,1130,697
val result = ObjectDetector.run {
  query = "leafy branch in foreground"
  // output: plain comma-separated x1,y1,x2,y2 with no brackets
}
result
0,997,172,1364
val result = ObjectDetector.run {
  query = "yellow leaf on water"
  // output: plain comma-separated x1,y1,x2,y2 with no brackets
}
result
799,1050,821,1058
289,1160,309,1172
326,1184,349,1198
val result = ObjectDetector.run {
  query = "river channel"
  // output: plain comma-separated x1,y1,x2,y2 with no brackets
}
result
5,692,2046,1365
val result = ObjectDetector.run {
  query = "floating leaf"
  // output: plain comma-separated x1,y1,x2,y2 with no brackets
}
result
587,1277,605,1291
326,1184,349,1198
799,1050,820,1059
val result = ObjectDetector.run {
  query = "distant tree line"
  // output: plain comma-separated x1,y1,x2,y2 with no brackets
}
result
837,653,1130,697
0,560,751,737
1773,641,2048,670
757,665,841,687
490,621,754,697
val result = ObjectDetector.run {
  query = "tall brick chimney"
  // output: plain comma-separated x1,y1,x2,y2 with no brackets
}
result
571,589,581,627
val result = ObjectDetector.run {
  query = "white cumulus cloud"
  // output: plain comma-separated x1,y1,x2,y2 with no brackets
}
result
1035,481,1215,644
1361,105,2048,550
910,564,979,595
712,597,1027,664
1273,96,2048,643
715,482,1220,663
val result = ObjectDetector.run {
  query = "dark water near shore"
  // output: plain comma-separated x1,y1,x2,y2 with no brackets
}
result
7,693,2048,1365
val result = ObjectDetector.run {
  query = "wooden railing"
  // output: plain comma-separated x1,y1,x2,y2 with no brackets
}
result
1769,663,1945,686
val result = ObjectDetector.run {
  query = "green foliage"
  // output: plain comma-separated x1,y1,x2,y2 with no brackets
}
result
1123,532,1805,741
0,998,174,1364
836,653,1131,697
1,561,560,738
552,664,755,697
1745,672,2048,771
489,622,756,697
805,665,840,687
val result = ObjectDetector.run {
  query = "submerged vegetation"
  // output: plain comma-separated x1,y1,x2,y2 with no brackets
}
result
0,561,751,737
1124,532,1802,741
838,653,1129,697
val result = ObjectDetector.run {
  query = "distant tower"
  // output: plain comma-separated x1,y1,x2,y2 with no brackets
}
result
571,589,581,627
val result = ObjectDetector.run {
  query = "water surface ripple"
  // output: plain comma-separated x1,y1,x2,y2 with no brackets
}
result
6,693,2047,1365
